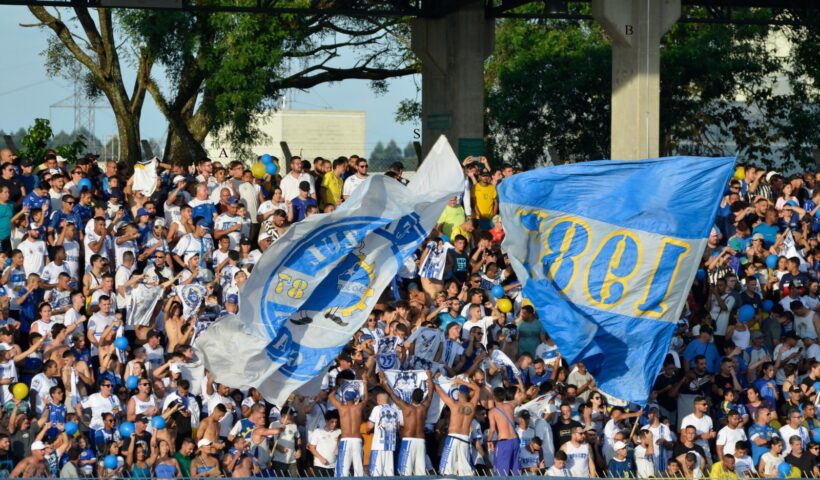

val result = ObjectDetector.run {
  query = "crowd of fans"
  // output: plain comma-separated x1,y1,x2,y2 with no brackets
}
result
0,145,818,479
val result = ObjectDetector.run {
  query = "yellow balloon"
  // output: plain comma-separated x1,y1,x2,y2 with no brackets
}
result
497,298,513,313
12,383,28,401
251,162,267,179
522,298,533,308
733,166,745,180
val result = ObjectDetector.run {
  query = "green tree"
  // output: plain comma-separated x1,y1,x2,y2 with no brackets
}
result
369,141,386,170
487,10,820,169
29,4,416,166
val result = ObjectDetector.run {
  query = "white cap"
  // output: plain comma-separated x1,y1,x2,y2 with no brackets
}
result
0,343,12,352
258,232,271,243
31,441,46,451
55,155,67,163
154,218,166,228
197,438,212,448
183,252,199,264
614,441,628,451
173,175,187,184
169,363,182,374
766,171,781,182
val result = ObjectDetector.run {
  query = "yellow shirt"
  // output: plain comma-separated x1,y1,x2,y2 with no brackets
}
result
437,205,466,238
321,171,343,209
709,462,738,480
450,223,472,243
471,182,498,220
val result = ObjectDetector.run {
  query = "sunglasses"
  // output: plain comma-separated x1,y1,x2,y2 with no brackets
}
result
101,384,113,388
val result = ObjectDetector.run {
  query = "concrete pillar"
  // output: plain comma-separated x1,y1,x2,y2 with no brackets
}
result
411,1,494,160
593,0,680,160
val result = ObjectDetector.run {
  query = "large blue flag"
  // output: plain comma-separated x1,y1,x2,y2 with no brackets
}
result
498,157,734,404
196,136,464,405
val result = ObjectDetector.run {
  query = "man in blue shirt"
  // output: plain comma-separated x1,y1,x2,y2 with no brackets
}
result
289,181,317,222
747,407,779,466
683,327,721,374
22,182,50,220
752,209,780,248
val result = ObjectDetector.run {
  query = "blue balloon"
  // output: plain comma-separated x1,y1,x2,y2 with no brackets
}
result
777,462,792,478
114,337,129,350
695,269,706,281
151,416,166,430
766,254,778,269
119,421,135,438
64,421,78,436
78,178,92,191
260,154,273,164
738,304,755,323
104,454,118,470
491,285,505,298
265,162,278,176
813,428,820,444
762,299,774,312
125,375,139,390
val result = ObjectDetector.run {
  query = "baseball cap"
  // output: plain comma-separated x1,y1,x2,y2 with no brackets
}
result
0,343,12,352
154,218,166,228
766,171,781,182
135,414,149,423
195,219,209,228
173,175,187,184
751,233,764,241
136,208,149,217
790,385,802,393
31,441,46,451
479,169,491,176
226,197,239,206
169,363,182,374
258,231,271,243
751,330,764,340
226,294,238,305
240,237,251,245
184,252,199,264
197,439,212,448
614,441,628,451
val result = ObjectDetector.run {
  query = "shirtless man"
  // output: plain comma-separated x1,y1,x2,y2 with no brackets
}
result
380,370,434,475
488,385,525,475
196,404,226,449
434,376,481,475
328,370,369,477
10,441,49,478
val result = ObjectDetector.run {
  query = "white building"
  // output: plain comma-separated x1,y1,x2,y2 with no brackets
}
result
206,109,366,166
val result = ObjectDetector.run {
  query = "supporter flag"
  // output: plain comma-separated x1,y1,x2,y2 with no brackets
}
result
490,349,523,383
127,284,164,327
196,136,464,405
175,284,207,320
782,230,809,271
334,380,365,403
498,156,734,404
383,370,429,402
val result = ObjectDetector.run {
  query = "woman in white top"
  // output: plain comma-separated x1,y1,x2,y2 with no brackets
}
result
30,303,56,346
757,438,784,477
727,317,751,350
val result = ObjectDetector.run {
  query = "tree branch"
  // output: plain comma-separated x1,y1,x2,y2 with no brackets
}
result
274,65,417,90
27,6,102,79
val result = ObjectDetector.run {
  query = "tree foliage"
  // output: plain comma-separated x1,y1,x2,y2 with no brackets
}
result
28,3,417,166
487,9,820,170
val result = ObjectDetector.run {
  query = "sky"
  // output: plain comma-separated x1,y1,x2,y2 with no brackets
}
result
0,6,420,156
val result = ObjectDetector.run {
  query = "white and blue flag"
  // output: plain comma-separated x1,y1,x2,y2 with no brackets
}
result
196,136,464,405
383,370,429,402
498,156,734,404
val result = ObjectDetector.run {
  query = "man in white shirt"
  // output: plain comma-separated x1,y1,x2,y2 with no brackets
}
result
29,360,59,416
280,157,315,202
366,392,402,476
86,296,117,358
779,407,810,455
214,198,243,250
634,429,657,479
716,410,747,460
18,227,48,276
343,158,369,200
308,411,341,477
461,305,496,345
680,396,715,461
